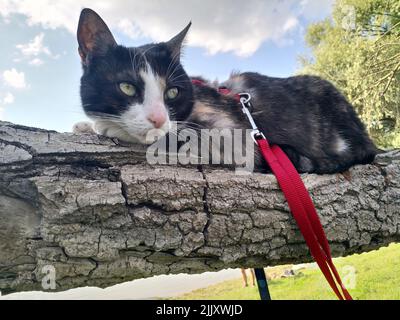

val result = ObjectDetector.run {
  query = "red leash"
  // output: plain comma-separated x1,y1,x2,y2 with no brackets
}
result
257,139,352,300
192,79,353,300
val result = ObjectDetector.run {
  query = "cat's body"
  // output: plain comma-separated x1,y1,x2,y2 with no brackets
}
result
76,9,377,174
188,74,378,173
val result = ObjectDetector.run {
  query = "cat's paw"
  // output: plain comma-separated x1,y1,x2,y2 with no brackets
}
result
94,121,142,144
72,121,96,134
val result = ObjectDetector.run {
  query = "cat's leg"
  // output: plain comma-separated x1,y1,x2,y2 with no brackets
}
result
279,145,315,173
312,155,355,174
255,145,315,173
74,120,144,144
72,121,96,134
73,120,132,142
94,120,140,143
315,133,377,174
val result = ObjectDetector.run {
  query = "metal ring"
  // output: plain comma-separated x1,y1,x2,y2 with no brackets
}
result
251,130,266,145
238,93,251,104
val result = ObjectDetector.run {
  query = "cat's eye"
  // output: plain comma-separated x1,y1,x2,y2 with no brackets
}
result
165,87,179,100
119,82,137,97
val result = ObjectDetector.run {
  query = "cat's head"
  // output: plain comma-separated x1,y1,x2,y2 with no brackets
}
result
77,8,193,144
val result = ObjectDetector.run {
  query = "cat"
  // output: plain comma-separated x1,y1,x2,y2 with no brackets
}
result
187,73,378,173
75,9,377,174
76,8,194,144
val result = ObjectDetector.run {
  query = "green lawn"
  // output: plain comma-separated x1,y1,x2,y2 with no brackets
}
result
175,243,400,300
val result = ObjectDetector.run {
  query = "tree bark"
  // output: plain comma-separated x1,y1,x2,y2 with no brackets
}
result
0,121,399,294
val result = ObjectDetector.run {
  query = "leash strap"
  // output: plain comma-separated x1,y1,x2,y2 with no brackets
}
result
233,91,353,300
256,138,352,300
254,268,271,300
235,92,353,300
191,80,353,300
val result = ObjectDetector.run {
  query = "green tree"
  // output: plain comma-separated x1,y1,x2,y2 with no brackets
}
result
301,0,400,148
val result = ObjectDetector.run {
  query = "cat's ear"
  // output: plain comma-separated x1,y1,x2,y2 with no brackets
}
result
165,22,191,59
77,8,117,65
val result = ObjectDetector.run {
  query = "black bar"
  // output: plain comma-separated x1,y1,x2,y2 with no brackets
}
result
254,268,271,300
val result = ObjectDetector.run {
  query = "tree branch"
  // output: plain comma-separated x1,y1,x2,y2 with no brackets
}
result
0,121,399,294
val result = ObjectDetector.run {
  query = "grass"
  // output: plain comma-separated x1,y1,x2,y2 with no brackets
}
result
174,243,400,300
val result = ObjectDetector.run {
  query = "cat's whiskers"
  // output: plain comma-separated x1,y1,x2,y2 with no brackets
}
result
87,115,136,130
87,112,124,122
169,73,189,83
139,45,157,67
174,121,206,129
86,115,222,160
178,125,204,130
166,51,181,76
167,62,183,82
131,48,141,72
128,49,137,74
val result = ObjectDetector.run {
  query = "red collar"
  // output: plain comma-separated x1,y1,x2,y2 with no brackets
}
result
191,79,240,101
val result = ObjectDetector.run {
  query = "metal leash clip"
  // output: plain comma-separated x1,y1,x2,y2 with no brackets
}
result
238,93,266,144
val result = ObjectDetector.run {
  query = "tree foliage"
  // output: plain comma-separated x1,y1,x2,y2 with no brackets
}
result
301,0,400,148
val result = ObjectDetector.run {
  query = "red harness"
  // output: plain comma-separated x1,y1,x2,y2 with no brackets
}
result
192,79,353,300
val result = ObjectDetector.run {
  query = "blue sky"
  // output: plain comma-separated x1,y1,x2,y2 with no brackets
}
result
0,0,334,132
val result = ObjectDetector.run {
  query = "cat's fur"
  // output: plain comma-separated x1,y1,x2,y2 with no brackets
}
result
77,8,194,144
218,72,378,173
76,9,377,174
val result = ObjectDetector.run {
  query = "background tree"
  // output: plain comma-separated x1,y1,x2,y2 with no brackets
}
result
300,0,400,148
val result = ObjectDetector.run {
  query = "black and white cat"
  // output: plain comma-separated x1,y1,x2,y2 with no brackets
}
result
75,8,193,144
75,8,377,174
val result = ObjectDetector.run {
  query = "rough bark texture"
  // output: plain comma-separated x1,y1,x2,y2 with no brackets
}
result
0,120,399,294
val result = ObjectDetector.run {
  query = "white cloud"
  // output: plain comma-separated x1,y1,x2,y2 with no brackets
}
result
0,0,334,57
29,58,44,66
0,92,15,120
283,17,299,32
16,33,51,57
15,32,58,65
3,68,27,89
3,92,14,104
117,19,142,39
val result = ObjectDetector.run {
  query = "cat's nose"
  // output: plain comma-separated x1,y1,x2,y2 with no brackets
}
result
147,111,167,129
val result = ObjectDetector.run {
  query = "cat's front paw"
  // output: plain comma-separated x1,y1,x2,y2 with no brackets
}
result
94,120,143,144
72,121,96,134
